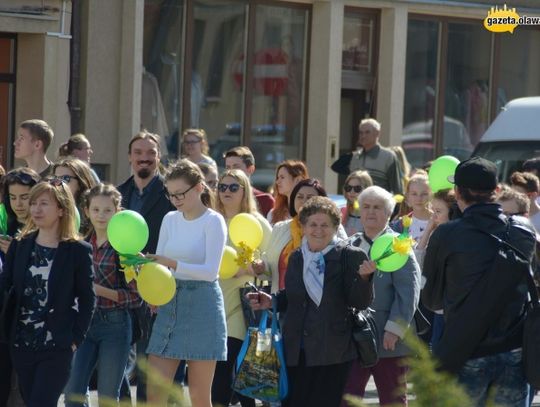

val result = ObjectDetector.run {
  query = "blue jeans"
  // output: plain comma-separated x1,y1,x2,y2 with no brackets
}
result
458,348,529,407
64,308,132,407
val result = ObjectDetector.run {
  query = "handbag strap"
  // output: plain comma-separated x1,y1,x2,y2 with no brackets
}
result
258,309,268,332
472,218,539,308
271,300,279,335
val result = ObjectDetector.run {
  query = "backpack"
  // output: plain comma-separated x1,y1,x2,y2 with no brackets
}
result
476,222,540,388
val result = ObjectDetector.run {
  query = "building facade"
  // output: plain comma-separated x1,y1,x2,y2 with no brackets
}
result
1,0,539,189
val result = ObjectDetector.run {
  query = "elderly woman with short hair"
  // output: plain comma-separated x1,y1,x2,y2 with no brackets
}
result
343,185,421,406
248,196,374,407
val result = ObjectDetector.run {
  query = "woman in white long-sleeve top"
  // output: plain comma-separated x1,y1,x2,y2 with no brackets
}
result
146,159,227,407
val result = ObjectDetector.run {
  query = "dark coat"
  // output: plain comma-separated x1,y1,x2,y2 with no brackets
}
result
0,232,96,348
422,203,536,371
117,175,174,254
276,242,373,367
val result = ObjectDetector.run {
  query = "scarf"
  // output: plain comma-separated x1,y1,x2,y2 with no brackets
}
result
301,236,338,307
281,216,303,266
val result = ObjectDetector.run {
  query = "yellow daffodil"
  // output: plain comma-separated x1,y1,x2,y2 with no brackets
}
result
235,241,255,268
123,266,137,283
402,215,413,228
353,200,360,210
392,236,414,255
394,194,405,203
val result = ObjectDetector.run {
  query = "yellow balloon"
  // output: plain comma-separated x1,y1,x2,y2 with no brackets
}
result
229,213,263,250
136,262,176,306
219,246,239,280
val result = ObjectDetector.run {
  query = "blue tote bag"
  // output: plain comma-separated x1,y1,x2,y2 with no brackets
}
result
232,302,288,402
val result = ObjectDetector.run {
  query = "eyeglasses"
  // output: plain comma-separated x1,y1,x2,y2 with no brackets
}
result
5,172,36,186
48,177,67,187
166,184,196,201
344,185,363,193
52,175,78,183
218,183,243,193
183,139,201,145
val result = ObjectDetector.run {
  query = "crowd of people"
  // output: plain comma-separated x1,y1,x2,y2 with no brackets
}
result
0,117,538,407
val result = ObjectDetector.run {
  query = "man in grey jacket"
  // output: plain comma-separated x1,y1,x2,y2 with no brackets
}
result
331,118,404,194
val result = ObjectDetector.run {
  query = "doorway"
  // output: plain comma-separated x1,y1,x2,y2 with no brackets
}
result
338,89,371,189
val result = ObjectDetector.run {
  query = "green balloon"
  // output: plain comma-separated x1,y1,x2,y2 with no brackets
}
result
428,155,460,193
370,233,409,272
107,210,149,254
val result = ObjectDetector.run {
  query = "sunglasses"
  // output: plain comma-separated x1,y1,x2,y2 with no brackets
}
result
48,177,68,187
218,183,243,193
344,185,363,193
5,172,36,186
53,175,78,183
166,184,196,201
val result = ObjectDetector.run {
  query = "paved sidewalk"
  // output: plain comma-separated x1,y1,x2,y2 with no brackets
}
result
57,378,540,406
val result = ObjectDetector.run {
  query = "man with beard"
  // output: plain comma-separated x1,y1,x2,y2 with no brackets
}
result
331,118,403,194
117,131,174,401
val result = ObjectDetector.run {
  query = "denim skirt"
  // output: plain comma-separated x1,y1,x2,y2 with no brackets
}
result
146,279,227,361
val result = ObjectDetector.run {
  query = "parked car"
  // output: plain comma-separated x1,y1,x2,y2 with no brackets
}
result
473,97,540,182
402,117,473,169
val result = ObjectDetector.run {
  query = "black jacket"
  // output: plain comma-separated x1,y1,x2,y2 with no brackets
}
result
0,233,96,348
117,175,174,254
276,242,373,367
422,203,536,370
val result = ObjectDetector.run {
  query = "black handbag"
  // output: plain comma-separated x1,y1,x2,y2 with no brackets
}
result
239,279,271,327
0,286,16,343
350,307,379,368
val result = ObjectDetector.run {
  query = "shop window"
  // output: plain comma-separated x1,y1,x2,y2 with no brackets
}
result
0,35,16,168
192,0,246,157
496,28,540,114
143,0,185,157
342,11,375,74
248,5,309,188
443,22,490,154
142,0,310,188
402,20,439,169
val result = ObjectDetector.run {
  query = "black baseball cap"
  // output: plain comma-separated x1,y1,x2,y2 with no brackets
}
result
448,156,498,190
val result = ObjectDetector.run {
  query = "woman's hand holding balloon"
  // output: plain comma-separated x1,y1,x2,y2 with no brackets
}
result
146,254,176,270
0,236,12,254
358,260,377,280
249,259,266,276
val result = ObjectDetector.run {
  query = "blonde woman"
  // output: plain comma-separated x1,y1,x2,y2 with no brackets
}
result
52,158,99,233
182,128,217,169
212,169,272,406
341,170,373,236
0,181,95,407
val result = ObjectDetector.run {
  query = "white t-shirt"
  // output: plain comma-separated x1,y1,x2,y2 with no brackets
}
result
530,211,540,234
409,216,429,242
156,209,227,281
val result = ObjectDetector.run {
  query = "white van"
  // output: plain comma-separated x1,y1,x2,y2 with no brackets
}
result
474,97,540,182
